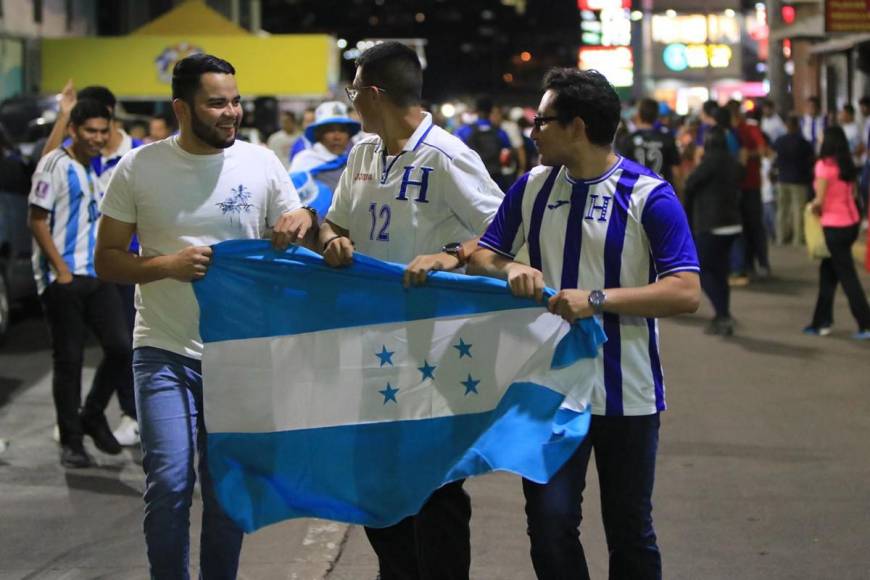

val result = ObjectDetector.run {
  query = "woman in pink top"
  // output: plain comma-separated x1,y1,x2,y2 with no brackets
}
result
805,126,870,339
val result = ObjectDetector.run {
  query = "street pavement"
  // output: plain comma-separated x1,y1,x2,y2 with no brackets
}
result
1,243,869,580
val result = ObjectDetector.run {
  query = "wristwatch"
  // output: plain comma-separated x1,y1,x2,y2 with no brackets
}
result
441,242,467,266
588,289,607,314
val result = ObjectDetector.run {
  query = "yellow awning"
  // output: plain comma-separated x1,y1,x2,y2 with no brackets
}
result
132,0,249,36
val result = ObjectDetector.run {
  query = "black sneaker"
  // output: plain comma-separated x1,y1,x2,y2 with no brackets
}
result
81,413,122,455
60,443,94,468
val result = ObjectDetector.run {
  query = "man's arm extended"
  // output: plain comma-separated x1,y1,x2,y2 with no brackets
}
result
28,206,73,284
95,216,212,284
40,80,76,160
468,247,700,321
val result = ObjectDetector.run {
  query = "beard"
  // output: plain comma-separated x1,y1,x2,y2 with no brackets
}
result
190,109,239,149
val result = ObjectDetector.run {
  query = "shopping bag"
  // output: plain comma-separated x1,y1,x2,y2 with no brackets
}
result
803,204,829,260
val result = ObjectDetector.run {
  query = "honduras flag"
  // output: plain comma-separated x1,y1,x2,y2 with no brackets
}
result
194,240,605,533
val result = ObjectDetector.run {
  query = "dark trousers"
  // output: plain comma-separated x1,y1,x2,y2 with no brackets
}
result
364,479,471,580
116,282,137,419
739,188,770,272
696,232,738,319
811,224,870,330
523,414,661,580
40,276,133,446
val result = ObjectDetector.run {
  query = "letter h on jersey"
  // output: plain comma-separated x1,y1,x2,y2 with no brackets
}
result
396,165,434,203
584,194,611,222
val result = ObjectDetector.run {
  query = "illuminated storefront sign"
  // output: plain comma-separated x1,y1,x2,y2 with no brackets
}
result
662,43,733,71
650,12,741,78
578,46,634,87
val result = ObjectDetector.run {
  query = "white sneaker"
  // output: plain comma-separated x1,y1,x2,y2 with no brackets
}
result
53,424,60,443
112,415,140,446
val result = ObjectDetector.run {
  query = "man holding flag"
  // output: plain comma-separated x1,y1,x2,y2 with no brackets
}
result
469,68,701,579
94,54,315,579
318,41,504,580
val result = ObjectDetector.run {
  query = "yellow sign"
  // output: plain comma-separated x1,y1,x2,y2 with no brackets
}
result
42,35,336,98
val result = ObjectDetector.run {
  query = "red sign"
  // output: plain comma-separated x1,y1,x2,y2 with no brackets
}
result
825,0,870,32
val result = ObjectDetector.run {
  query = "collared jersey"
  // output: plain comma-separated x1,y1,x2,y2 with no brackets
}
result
326,112,504,264
28,148,101,293
480,157,699,417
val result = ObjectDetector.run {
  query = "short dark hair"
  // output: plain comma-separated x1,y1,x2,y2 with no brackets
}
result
842,103,855,115
151,111,176,130
714,106,732,129
702,99,719,118
786,113,801,133
703,126,728,154
171,53,236,104
77,86,116,113
475,96,494,116
542,67,620,146
70,99,112,127
356,41,423,107
637,98,659,124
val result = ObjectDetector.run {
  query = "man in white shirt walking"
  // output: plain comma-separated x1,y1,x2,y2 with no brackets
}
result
95,53,315,579
319,41,504,580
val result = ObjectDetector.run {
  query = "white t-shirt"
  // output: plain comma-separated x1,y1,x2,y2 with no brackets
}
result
100,136,301,359
326,113,504,264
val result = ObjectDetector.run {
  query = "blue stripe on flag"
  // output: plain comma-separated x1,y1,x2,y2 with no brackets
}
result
208,382,591,532
197,241,552,343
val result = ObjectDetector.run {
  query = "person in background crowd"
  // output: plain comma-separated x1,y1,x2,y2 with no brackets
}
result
838,104,861,164
267,111,301,170
729,100,771,282
499,106,529,181
289,106,317,162
804,126,870,340
616,97,680,187
693,99,720,162
456,97,515,191
147,112,176,143
468,67,700,580
288,101,360,216
773,114,815,247
760,133,777,242
684,126,744,336
28,99,129,468
760,99,786,143
128,122,147,142
39,82,141,446
802,96,826,155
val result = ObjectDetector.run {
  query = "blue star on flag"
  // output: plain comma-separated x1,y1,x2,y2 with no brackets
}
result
461,374,480,395
375,345,395,367
453,338,473,359
418,360,437,381
379,383,399,404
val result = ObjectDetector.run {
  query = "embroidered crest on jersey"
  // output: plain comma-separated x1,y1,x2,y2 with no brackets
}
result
35,181,50,198
396,165,434,203
584,194,612,222
217,184,254,223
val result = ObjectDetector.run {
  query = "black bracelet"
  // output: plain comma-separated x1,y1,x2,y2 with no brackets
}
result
323,234,346,250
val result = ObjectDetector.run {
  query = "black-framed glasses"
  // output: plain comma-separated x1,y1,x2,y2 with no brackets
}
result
345,85,386,102
532,115,559,131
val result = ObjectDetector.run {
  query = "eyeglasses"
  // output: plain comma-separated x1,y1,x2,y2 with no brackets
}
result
532,115,559,131
345,85,386,102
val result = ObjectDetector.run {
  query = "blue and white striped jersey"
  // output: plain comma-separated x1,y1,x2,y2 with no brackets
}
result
480,157,699,416
28,148,101,293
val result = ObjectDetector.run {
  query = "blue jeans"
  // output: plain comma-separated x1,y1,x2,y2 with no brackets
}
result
133,347,243,580
523,414,661,580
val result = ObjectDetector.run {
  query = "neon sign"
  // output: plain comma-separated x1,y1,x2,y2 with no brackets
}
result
662,43,733,71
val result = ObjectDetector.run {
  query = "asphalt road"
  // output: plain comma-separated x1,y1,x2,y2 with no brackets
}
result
2,243,869,580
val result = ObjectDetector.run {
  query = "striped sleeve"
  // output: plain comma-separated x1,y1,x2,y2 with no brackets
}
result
640,183,700,277
479,173,529,258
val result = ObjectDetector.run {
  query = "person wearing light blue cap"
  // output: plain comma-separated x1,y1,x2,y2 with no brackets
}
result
289,101,361,216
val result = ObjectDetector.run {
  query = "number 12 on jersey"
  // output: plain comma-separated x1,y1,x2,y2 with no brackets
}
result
369,202,391,241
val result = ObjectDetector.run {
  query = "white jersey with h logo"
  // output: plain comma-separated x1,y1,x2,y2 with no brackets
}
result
325,113,504,263
480,158,699,417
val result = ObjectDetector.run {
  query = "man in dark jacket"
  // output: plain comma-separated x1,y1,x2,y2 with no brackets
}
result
773,114,815,246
